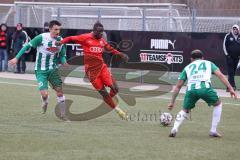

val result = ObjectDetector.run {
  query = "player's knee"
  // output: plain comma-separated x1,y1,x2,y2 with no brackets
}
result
111,88,118,94
214,100,222,107
56,92,63,97
57,95,65,103
40,91,48,99
183,109,190,113
176,110,189,121
111,84,119,93
55,87,63,97
113,85,119,93
42,94,48,99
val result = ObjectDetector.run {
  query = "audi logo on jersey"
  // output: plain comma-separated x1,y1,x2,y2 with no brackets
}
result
89,47,103,53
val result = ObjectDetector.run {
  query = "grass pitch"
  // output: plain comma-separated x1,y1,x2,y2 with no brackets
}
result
0,77,240,160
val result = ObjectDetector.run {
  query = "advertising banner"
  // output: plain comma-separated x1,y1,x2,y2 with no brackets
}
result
19,27,227,73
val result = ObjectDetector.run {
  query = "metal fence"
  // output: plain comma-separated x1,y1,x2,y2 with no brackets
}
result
1,2,240,33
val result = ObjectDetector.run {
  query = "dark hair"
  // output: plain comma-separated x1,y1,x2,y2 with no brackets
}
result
0,23,8,31
16,23,23,27
93,21,103,30
191,49,204,59
49,20,61,28
44,22,49,27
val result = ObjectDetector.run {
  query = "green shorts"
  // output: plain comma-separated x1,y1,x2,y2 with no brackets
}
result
35,69,62,90
183,87,219,110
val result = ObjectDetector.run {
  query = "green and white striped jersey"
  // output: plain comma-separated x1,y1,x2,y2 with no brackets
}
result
16,32,66,71
178,59,219,91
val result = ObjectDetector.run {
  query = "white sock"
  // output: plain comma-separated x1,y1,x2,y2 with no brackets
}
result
41,95,49,105
57,96,66,117
210,103,222,133
172,110,189,132
114,105,121,112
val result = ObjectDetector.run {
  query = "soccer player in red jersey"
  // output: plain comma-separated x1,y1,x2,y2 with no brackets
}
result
56,22,129,120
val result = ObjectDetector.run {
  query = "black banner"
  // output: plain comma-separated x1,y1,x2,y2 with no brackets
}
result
10,27,228,73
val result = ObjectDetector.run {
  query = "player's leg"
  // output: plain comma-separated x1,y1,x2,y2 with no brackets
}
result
109,77,119,98
40,90,49,113
169,109,190,137
169,90,199,137
98,86,116,109
210,100,222,137
93,77,115,108
91,73,127,120
201,88,222,137
100,64,119,97
100,65,128,120
49,69,69,121
54,87,69,121
35,70,49,113
98,86,128,120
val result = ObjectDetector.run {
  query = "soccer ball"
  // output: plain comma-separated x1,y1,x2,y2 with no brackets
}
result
160,112,173,126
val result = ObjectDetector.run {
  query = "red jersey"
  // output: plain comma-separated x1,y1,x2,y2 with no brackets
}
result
61,33,120,70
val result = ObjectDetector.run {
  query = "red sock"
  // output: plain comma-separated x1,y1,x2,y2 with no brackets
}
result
110,89,117,97
110,77,118,98
103,95,116,109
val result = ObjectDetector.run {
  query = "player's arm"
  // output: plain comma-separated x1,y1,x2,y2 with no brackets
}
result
104,42,129,62
168,80,185,110
168,69,187,110
59,44,68,66
211,62,237,99
9,35,42,66
214,69,237,99
56,35,84,46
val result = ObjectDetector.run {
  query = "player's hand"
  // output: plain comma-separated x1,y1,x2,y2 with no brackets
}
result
55,41,62,46
229,88,237,99
120,53,129,63
8,57,18,66
168,103,174,111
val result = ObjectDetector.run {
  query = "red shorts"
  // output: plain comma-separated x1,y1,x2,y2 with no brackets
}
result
90,64,114,90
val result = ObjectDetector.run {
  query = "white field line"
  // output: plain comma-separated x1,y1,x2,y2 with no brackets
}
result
0,72,235,97
0,81,239,106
